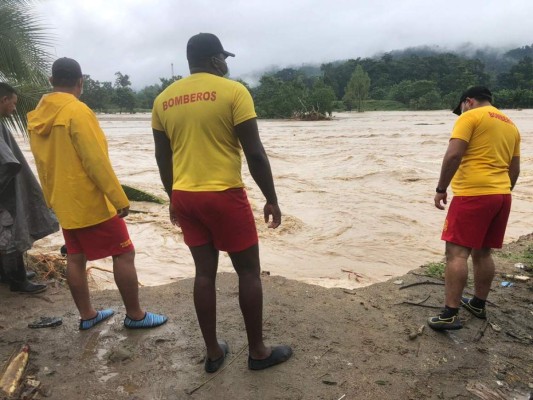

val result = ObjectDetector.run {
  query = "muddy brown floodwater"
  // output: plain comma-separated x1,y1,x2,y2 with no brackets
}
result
18,110,533,289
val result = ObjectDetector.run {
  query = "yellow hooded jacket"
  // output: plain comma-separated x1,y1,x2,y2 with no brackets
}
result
27,92,129,229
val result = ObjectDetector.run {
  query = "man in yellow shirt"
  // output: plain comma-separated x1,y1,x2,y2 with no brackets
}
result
153,33,292,372
28,58,167,330
429,86,520,330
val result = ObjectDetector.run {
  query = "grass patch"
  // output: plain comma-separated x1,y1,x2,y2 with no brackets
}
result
422,261,446,279
122,185,165,204
496,245,533,264
497,250,513,259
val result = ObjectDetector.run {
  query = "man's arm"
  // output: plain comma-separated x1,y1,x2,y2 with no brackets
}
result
509,156,520,191
153,129,173,198
234,118,280,228
434,138,468,210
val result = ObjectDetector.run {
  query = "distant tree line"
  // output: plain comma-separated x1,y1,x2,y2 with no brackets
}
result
80,73,182,113
252,45,533,118
80,44,533,118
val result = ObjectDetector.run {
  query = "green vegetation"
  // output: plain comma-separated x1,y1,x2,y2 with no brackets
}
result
122,185,165,204
80,74,182,113
248,45,533,118
0,0,54,132
362,100,408,111
497,245,533,264
252,74,335,119
77,43,533,120
423,261,446,279
3,3,532,122
343,65,371,112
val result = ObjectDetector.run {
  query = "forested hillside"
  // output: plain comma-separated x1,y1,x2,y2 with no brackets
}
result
80,44,533,118
252,44,533,117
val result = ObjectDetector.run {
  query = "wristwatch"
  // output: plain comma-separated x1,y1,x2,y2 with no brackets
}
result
436,187,447,194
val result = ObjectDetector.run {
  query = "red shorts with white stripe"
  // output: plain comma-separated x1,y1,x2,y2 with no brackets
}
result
62,215,134,261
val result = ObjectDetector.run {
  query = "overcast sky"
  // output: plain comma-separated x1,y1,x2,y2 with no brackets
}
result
34,0,533,89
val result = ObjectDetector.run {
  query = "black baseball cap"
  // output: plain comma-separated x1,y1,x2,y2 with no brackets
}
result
452,86,493,115
186,33,235,61
52,57,82,80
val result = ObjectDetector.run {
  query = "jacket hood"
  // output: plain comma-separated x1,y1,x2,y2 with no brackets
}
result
27,92,79,136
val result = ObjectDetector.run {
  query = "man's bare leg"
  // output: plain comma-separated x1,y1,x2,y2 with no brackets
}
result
112,251,144,320
229,244,270,360
66,253,96,320
190,243,222,361
444,242,471,308
471,247,495,300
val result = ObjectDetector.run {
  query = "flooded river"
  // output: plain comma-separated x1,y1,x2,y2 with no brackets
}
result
20,110,533,289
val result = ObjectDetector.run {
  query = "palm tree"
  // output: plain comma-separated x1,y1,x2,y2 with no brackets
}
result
0,0,54,133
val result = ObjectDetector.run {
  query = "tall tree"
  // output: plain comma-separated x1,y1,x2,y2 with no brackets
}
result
113,71,136,113
0,0,53,132
343,65,370,112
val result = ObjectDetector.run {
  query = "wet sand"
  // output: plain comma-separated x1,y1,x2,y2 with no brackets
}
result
18,110,533,289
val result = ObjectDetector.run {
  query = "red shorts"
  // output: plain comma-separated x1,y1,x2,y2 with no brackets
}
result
62,216,135,261
441,194,511,249
172,188,258,253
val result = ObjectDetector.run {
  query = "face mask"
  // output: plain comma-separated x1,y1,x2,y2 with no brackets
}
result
212,57,229,77
460,99,469,115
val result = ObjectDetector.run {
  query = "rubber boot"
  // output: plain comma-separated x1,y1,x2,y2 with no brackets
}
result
0,255,6,283
1,252,47,294
0,253,36,283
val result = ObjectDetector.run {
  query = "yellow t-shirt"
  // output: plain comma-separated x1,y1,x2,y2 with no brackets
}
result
450,105,520,196
152,73,257,191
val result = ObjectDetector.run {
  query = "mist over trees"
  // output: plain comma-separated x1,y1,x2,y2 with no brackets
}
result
251,44,532,117
80,44,533,117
